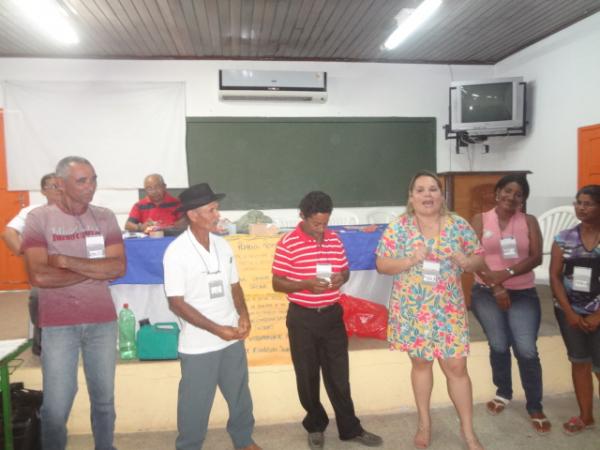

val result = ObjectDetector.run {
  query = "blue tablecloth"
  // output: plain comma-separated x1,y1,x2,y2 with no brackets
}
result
336,225,385,270
112,225,386,285
112,237,175,285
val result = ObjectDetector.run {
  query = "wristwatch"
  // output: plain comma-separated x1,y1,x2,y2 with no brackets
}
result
505,267,515,276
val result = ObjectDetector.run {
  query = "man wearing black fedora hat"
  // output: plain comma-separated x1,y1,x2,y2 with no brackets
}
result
163,183,260,450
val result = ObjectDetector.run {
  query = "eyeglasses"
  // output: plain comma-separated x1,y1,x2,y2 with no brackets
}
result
145,184,165,192
573,200,598,209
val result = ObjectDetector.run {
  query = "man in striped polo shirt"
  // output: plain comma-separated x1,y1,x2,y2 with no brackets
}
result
125,173,182,232
272,191,383,450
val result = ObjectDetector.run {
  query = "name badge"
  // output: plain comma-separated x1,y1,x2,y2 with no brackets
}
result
208,279,225,299
85,235,105,259
422,259,441,286
316,263,332,282
500,236,519,259
572,266,592,293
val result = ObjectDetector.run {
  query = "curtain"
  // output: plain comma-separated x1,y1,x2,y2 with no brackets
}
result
4,81,187,190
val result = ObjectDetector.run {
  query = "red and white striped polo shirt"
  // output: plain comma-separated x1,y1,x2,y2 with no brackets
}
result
272,223,349,308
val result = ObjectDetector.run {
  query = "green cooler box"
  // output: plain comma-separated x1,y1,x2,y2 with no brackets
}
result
136,322,180,360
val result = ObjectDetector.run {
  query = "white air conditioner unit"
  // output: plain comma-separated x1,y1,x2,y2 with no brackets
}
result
219,69,327,103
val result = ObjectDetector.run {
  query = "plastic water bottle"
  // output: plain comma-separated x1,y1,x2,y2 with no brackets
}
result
118,303,137,360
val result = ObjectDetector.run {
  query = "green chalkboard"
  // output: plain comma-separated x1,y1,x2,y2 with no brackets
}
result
186,117,436,210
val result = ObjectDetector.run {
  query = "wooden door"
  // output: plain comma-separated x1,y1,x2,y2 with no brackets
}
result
0,109,30,290
439,171,531,306
578,124,600,188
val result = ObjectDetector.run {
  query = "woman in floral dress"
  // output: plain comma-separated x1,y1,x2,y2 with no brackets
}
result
376,170,484,450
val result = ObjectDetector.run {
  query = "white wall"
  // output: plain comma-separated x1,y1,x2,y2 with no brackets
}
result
490,12,600,214
2,11,599,219
0,58,491,224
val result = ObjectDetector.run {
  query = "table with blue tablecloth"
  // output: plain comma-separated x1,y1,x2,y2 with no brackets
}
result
109,226,392,325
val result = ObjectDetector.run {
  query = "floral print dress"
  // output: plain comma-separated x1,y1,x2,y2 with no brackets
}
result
376,214,482,360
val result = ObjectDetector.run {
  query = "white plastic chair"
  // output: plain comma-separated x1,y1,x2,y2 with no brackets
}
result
534,205,579,285
273,215,359,228
329,214,360,226
366,210,396,224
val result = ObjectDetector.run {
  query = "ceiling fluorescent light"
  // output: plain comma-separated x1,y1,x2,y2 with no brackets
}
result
384,0,442,50
13,0,79,45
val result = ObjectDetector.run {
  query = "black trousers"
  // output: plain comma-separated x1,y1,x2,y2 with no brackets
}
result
29,287,42,355
286,302,363,440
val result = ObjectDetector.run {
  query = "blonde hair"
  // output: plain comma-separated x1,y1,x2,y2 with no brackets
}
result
405,170,449,216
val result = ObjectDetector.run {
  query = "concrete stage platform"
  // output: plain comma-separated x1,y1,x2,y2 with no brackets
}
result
68,392,600,450
0,287,580,438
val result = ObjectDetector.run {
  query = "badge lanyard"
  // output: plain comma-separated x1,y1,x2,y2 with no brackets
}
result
415,216,442,286
315,233,333,283
572,228,600,293
499,216,518,259
187,232,225,299
74,209,105,259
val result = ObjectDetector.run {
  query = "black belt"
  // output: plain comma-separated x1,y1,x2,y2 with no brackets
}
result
290,302,338,313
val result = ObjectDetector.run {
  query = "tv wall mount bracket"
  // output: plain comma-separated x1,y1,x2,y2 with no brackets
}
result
444,82,527,154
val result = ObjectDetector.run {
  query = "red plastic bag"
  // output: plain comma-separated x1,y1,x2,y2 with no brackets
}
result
339,294,388,340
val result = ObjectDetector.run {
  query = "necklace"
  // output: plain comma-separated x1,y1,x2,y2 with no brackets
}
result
580,226,600,253
415,215,442,239
187,230,221,274
414,215,444,257
71,206,100,235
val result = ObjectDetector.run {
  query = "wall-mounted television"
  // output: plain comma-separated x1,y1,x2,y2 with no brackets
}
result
449,77,525,135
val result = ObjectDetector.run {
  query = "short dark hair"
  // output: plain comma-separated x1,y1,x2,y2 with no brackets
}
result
495,174,530,200
299,191,333,218
576,185,600,205
40,172,57,190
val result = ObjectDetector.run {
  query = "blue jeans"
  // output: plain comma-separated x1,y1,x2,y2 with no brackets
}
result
554,306,600,372
41,321,118,450
471,284,543,414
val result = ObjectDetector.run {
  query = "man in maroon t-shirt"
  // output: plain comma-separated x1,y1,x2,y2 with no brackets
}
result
272,191,383,450
22,156,125,450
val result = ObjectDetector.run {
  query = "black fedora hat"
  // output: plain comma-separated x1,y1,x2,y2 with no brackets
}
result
177,183,226,212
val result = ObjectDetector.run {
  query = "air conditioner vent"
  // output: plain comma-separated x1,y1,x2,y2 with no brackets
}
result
219,69,327,103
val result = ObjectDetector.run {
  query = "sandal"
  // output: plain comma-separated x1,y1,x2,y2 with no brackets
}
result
562,416,595,436
486,396,510,416
530,413,551,435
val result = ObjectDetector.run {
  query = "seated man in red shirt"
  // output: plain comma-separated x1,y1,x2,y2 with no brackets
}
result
125,173,182,232
272,191,383,450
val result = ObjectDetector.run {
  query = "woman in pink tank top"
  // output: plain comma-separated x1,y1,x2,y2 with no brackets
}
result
470,174,551,434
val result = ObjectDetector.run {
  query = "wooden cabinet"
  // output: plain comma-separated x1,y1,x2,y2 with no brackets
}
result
438,171,531,305
438,171,530,222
